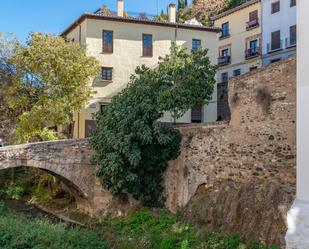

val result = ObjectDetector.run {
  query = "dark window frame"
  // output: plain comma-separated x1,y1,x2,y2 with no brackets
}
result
271,30,281,51
221,72,229,83
192,39,202,52
221,22,230,38
142,33,153,57
221,48,229,57
233,69,241,77
101,67,113,81
289,25,297,46
290,0,296,7
271,1,280,14
102,30,113,53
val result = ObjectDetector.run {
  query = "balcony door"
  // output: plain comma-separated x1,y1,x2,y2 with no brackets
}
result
250,39,258,52
271,30,281,50
191,105,202,123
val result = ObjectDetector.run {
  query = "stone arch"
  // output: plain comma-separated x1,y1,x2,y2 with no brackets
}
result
0,139,100,214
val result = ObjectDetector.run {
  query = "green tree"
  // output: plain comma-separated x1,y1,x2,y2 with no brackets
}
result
223,0,245,11
0,34,22,143
178,0,188,10
0,33,100,143
90,43,217,206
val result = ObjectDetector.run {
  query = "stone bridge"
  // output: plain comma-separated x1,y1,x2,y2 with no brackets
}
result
0,139,114,214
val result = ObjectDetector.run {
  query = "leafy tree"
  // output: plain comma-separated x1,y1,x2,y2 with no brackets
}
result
0,34,22,143
178,0,186,10
223,0,245,11
0,33,100,143
90,43,217,206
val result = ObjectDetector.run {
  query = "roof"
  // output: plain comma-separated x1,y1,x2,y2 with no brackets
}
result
61,13,221,36
211,0,260,21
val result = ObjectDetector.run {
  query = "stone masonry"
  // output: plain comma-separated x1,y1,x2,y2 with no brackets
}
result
0,139,114,214
165,58,296,246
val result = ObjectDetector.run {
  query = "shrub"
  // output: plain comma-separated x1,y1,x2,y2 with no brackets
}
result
0,204,110,249
91,44,217,206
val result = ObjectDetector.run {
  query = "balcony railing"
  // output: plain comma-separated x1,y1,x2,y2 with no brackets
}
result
219,30,231,40
286,37,297,48
267,40,283,53
246,19,259,30
245,47,261,59
218,55,231,66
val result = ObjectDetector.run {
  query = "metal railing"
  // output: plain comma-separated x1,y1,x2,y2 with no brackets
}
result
246,19,259,30
220,29,231,39
245,47,261,59
286,37,297,48
218,55,231,66
267,40,283,53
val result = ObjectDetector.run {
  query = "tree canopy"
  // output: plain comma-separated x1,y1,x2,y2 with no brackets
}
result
0,33,100,143
90,43,217,206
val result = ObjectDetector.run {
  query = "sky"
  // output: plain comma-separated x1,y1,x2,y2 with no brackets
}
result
0,0,191,42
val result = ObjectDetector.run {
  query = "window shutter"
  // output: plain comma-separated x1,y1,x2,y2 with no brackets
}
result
249,10,258,21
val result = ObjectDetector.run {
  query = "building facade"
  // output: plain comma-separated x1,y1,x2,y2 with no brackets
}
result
262,0,296,66
62,1,220,139
212,0,262,120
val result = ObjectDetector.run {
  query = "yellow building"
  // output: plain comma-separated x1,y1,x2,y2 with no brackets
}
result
62,1,220,138
212,0,262,120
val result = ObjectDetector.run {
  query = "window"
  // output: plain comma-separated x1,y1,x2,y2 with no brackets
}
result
271,30,281,50
221,72,228,83
103,30,113,53
290,0,296,7
221,48,229,57
290,25,297,46
271,1,280,14
249,10,258,21
221,22,230,38
143,34,153,57
191,105,202,123
192,39,201,52
233,69,241,77
100,104,107,113
250,66,258,71
250,39,258,51
101,67,113,81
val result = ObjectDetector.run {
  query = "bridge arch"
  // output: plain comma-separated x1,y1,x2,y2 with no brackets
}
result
0,139,110,214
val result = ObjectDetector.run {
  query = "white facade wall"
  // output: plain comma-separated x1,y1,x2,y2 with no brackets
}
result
262,0,296,65
65,17,219,137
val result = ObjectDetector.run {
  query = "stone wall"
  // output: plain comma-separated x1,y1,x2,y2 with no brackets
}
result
165,58,296,246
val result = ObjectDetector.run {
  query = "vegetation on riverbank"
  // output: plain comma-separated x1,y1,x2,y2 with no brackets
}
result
0,199,279,249
91,209,279,249
0,202,109,249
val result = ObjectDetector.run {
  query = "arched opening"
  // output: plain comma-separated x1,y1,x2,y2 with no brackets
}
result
0,166,93,216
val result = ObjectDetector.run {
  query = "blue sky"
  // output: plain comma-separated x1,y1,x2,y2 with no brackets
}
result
0,0,190,42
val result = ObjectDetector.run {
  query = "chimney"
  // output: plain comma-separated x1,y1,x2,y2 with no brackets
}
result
168,3,176,23
117,0,124,17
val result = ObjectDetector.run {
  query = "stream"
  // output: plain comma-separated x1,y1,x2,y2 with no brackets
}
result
2,198,86,227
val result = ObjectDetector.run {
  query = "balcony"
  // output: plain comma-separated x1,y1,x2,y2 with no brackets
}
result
267,40,283,53
245,47,261,59
246,19,259,30
286,37,297,48
219,30,230,40
218,55,231,66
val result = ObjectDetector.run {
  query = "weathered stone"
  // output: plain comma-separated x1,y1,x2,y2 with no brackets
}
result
165,58,296,247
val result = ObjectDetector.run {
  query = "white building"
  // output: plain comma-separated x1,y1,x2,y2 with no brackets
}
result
262,0,296,66
62,1,220,138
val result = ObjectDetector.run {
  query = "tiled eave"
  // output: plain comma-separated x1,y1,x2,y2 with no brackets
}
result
211,0,261,21
61,13,221,36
